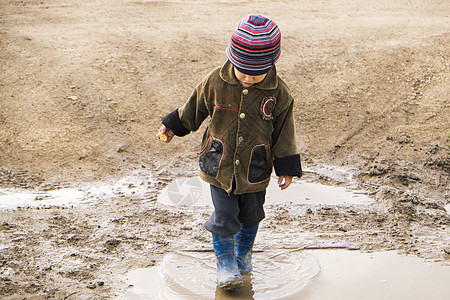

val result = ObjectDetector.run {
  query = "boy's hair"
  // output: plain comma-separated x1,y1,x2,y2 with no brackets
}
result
226,14,281,76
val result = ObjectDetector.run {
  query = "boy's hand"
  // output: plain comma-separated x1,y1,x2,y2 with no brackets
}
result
277,176,293,190
156,125,174,143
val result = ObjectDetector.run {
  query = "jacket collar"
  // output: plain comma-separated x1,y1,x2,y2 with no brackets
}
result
219,60,278,90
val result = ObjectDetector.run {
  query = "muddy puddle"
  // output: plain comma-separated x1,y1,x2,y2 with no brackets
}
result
0,188,88,209
0,173,157,209
118,250,320,300
158,175,372,207
119,250,450,300
0,169,373,209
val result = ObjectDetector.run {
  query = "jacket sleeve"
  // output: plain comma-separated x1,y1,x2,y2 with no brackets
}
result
271,100,302,178
161,109,190,137
161,80,210,136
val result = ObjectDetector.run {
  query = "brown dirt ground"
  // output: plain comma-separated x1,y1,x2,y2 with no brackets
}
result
0,0,449,298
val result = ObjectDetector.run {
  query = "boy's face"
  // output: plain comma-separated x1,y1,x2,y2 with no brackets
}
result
234,68,267,88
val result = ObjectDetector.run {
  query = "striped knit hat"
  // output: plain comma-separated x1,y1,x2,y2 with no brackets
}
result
226,14,281,76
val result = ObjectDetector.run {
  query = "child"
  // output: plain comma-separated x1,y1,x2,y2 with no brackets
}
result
158,14,302,290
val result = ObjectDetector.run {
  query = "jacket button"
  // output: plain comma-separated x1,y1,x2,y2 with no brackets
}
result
238,136,244,143
235,160,240,166
239,113,246,119
242,89,248,95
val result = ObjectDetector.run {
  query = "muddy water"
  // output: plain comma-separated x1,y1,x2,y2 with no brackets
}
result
0,169,372,209
119,250,450,300
158,176,372,207
0,172,157,209
119,251,320,300
0,188,88,209
300,250,450,300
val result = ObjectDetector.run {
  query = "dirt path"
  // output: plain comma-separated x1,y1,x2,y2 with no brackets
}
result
0,0,449,298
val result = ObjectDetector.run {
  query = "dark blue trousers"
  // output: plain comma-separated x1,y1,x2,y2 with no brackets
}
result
204,185,265,236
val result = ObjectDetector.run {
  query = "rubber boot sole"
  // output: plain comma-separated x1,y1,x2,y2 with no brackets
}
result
219,277,244,291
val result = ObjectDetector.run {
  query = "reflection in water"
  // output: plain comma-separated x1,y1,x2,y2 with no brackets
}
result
158,176,373,207
214,275,255,300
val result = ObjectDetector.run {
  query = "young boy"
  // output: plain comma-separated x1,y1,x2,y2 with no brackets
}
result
158,14,302,290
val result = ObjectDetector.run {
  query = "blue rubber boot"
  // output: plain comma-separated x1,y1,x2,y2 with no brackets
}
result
212,234,244,290
236,223,259,275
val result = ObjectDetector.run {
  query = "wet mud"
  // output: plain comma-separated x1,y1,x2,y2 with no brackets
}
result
0,166,448,299
0,0,449,299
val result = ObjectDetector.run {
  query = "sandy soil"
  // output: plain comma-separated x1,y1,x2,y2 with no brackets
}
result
0,0,449,298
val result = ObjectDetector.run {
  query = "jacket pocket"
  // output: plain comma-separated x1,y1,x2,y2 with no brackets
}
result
199,135,224,178
248,143,272,184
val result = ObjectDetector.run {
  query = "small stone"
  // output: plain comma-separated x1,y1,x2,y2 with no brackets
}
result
68,96,77,101
87,282,97,289
348,246,361,251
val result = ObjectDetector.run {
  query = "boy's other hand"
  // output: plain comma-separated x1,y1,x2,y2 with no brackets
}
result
157,125,174,143
277,176,293,190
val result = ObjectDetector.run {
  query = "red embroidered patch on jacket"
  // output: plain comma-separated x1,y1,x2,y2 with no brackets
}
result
260,97,276,120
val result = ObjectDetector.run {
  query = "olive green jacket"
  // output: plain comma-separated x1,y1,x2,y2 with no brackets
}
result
162,61,302,194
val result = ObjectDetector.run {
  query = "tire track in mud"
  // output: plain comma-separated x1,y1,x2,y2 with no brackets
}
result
330,42,449,155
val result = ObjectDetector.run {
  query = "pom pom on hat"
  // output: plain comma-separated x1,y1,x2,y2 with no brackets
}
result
226,14,281,76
